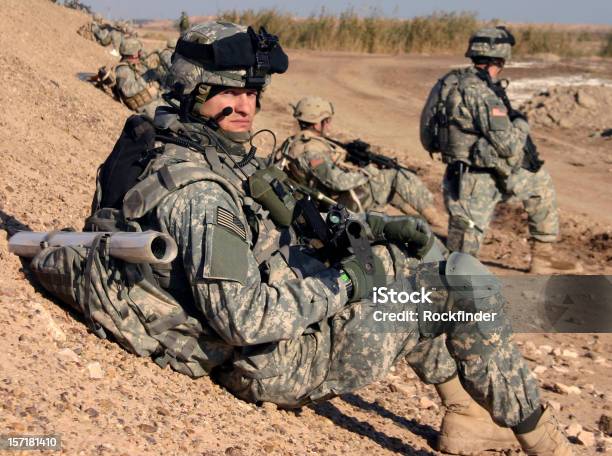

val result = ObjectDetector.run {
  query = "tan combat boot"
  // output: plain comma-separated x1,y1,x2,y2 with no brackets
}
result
435,376,519,455
515,405,573,455
529,241,583,274
420,205,446,229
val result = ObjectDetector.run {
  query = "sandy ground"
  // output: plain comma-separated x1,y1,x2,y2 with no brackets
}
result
0,1,611,455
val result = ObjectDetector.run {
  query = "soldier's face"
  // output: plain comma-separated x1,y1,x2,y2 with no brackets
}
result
200,88,258,132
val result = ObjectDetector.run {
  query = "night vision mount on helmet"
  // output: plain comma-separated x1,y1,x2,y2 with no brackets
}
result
167,22,288,96
465,26,516,61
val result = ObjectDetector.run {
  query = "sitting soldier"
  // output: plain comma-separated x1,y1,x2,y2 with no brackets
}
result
278,97,446,227
30,22,573,456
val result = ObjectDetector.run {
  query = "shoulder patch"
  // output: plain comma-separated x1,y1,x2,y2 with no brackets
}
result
216,206,247,241
490,106,507,117
309,158,325,168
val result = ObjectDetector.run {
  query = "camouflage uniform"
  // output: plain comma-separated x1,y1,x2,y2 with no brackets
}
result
53,22,542,428
179,12,190,35
280,130,434,215
435,46,559,256
153,38,176,84
114,39,165,120
140,108,539,425
159,40,175,71
96,23,536,426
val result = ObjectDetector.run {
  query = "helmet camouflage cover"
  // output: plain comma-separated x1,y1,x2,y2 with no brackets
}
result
465,26,515,61
119,38,142,57
166,21,288,95
293,96,334,124
166,37,178,49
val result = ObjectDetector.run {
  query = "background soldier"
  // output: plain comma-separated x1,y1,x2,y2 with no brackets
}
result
420,27,581,273
178,11,190,35
32,22,573,456
159,37,176,72
114,38,164,119
279,96,446,227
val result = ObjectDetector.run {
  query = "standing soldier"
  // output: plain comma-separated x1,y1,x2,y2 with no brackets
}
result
278,97,446,227
114,38,164,119
179,11,190,36
420,26,581,273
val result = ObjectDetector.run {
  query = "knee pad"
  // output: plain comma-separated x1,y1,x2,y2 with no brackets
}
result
412,253,507,339
445,252,507,336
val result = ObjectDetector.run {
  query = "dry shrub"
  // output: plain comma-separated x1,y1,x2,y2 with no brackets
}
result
218,8,610,58
219,9,478,54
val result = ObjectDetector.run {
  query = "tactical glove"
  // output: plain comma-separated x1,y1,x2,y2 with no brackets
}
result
366,213,434,258
340,254,386,302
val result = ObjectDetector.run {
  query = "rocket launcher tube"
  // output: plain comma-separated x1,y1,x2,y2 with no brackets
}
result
8,231,178,265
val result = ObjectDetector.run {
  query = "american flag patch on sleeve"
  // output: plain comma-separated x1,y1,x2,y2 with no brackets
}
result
491,106,507,117
216,207,247,240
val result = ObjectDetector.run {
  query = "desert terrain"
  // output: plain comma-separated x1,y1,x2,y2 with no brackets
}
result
0,1,610,455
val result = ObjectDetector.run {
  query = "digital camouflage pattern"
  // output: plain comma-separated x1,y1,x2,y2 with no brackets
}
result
293,96,334,124
444,166,559,255
107,108,538,425
280,130,434,214
159,39,176,71
166,22,272,95
439,66,558,255
33,19,544,429
442,66,527,176
465,27,514,61
179,11,190,35
114,60,164,119
28,94,543,428
78,18,126,51
119,38,141,57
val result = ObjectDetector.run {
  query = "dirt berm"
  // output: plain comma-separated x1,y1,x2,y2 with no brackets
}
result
0,1,610,455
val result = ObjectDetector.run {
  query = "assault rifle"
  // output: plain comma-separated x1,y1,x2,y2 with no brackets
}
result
86,66,121,100
326,138,418,174
476,70,544,173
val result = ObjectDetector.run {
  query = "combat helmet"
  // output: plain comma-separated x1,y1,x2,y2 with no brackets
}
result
119,38,142,57
166,37,177,49
465,26,515,61
166,21,288,111
292,96,334,124
93,13,103,23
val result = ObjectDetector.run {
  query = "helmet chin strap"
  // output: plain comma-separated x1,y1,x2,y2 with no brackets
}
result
220,129,252,144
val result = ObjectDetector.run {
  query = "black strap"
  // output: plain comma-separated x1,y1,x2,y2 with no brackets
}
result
146,310,189,336
470,36,515,46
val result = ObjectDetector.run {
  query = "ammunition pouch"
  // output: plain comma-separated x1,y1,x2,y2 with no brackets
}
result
248,166,297,227
123,86,155,111
442,124,478,165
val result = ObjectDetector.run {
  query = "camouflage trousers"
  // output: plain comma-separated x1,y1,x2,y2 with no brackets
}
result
218,246,540,427
443,165,559,255
367,167,433,214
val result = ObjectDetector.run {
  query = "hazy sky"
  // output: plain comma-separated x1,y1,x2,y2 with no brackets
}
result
85,0,612,25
